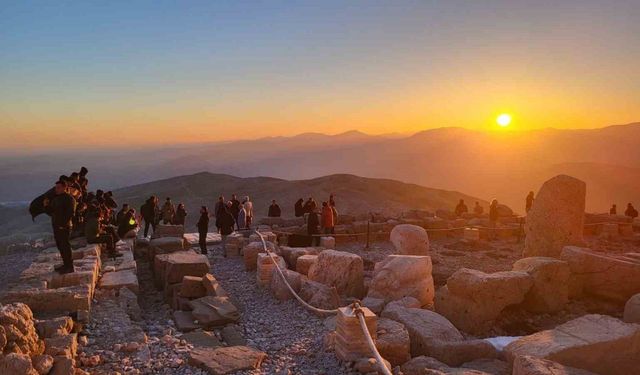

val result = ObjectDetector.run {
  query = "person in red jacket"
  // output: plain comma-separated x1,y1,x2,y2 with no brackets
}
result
321,201,335,235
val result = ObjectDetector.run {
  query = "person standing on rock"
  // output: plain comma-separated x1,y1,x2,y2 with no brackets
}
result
268,200,281,217
243,196,253,229
525,191,535,213
174,203,187,226
454,199,468,217
610,204,617,215
489,199,499,225
219,203,236,256
294,198,304,217
214,196,225,232
230,194,241,226
237,203,247,230
44,180,77,274
161,197,176,224
330,200,338,229
307,207,321,246
116,203,130,226
140,196,157,238
625,203,638,219
197,206,210,254
321,201,335,235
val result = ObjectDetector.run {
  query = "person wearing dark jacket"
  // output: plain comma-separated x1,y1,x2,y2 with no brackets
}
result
454,199,468,217
117,209,138,239
294,198,304,217
104,191,118,209
174,203,187,226
44,180,77,274
140,196,157,237
307,208,321,246
525,191,535,213
218,203,236,256
625,203,638,219
116,204,130,226
197,206,210,254
610,204,617,215
85,208,117,258
230,194,241,225
268,200,281,217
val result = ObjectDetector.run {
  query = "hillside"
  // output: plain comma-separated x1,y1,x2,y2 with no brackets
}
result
113,173,487,231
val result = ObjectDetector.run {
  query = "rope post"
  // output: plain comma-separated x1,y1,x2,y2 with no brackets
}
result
365,220,371,250
335,303,377,362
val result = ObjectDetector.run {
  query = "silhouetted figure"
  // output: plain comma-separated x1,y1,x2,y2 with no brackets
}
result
307,208,320,246
104,191,118,209
237,204,247,230
116,204,130,226
174,203,187,225
489,199,499,225
454,199,468,217
625,203,638,219
473,202,483,215
44,180,77,274
230,194,241,225
294,198,304,217
321,201,335,234
330,200,338,227
197,206,210,254
162,197,176,224
243,196,253,229
117,209,138,239
268,200,281,217
610,204,617,215
526,191,535,212
140,196,157,237
214,196,225,232
303,197,317,214
219,203,236,256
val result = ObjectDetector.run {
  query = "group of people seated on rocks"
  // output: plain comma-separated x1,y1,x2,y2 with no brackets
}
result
609,203,638,218
35,167,139,274
293,195,338,246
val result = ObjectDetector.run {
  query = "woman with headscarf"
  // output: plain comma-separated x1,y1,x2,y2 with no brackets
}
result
197,206,210,254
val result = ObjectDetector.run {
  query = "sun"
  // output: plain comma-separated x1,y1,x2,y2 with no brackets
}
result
496,113,512,127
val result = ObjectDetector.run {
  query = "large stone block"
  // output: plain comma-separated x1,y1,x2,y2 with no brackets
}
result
524,175,586,258
188,296,240,328
242,241,276,271
295,254,318,276
2,285,91,314
308,250,364,298
512,257,570,313
376,318,410,366
390,224,430,256
183,232,222,246
189,346,266,374
152,224,185,239
256,253,286,287
561,246,640,302
435,269,533,334
163,252,210,286
299,279,340,311
149,237,186,255
513,355,598,375
505,314,640,375
367,255,434,308
269,268,303,301
99,270,139,294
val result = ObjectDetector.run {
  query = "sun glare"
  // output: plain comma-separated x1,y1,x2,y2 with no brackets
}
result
496,113,512,127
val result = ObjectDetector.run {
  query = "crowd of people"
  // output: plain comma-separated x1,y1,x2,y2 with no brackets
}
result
34,167,139,274
609,202,638,218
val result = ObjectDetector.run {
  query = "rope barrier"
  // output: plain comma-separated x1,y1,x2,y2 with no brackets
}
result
353,301,393,375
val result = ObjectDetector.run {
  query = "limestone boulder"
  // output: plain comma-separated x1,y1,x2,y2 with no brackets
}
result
32,354,54,375
296,254,318,276
367,255,435,307
189,296,240,328
512,257,570,313
376,318,410,366
308,250,364,298
400,356,493,375
149,236,185,253
512,355,597,375
435,269,533,334
163,252,210,286
202,274,228,297
188,346,266,374
505,314,640,375
242,241,276,271
99,269,139,294
0,353,38,375
623,293,640,323
269,268,304,301
0,303,44,356
561,246,640,302
299,279,341,311
151,224,185,239
180,276,206,299
35,317,73,339
524,175,586,258
390,224,430,256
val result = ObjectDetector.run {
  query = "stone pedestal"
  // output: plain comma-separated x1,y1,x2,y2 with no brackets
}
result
335,305,377,362
256,253,286,287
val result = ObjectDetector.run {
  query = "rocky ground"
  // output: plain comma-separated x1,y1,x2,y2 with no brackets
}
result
0,248,39,293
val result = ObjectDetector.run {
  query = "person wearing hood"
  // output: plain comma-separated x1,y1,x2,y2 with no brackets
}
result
243,196,253,229
268,200,281,217
197,206,210,254
174,203,187,226
218,203,236,256
140,196,157,237
44,180,77,274
294,198,304,217
161,197,176,224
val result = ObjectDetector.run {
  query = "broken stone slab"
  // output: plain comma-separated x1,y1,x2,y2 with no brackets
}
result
44,333,77,359
505,314,640,375
362,296,385,314
561,246,640,302
173,311,201,332
299,278,341,312
269,268,303,301
163,251,211,286
36,317,73,338
184,232,222,246
400,356,493,375
512,257,570,313
242,241,276,271
435,268,533,334
367,254,435,308
0,353,39,375
390,224,430,256
295,254,318,276
182,330,223,349
180,275,206,299
149,236,186,256
376,317,411,367
523,175,586,258
2,285,92,314
188,346,266,375
221,325,247,346
99,269,139,294
512,355,598,375
202,274,228,297
279,246,323,269
256,253,286,287
308,249,365,298
152,224,185,239
188,296,240,328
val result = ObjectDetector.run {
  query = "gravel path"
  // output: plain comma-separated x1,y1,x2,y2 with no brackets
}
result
210,244,353,375
0,249,39,293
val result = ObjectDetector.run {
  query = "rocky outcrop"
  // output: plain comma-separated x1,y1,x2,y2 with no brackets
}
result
505,314,640,375
390,224,430,256
308,250,365,298
523,175,586,258
367,255,435,308
435,268,533,334
512,257,570,313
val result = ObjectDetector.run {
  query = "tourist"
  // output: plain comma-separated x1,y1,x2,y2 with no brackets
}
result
230,194,241,225
489,199,499,225
330,200,338,229
454,199,468,217
44,180,77,274
116,204,130,226
321,201,335,235
609,204,617,215
307,207,321,246
161,197,176,224
329,194,336,207
85,205,122,260
214,196,225,233
104,191,118,209
303,197,317,214
140,196,157,237
117,209,138,239
197,206,210,254
525,191,535,212
174,203,187,226
268,200,281,217
473,201,484,215
243,196,253,229
294,198,304,217
237,203,247,230
219,203,236,256
625,203,638,219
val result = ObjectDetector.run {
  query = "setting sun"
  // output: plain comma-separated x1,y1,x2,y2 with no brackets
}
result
497,113,512,127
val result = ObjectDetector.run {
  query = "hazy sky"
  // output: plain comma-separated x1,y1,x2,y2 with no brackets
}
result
1,1,639,151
